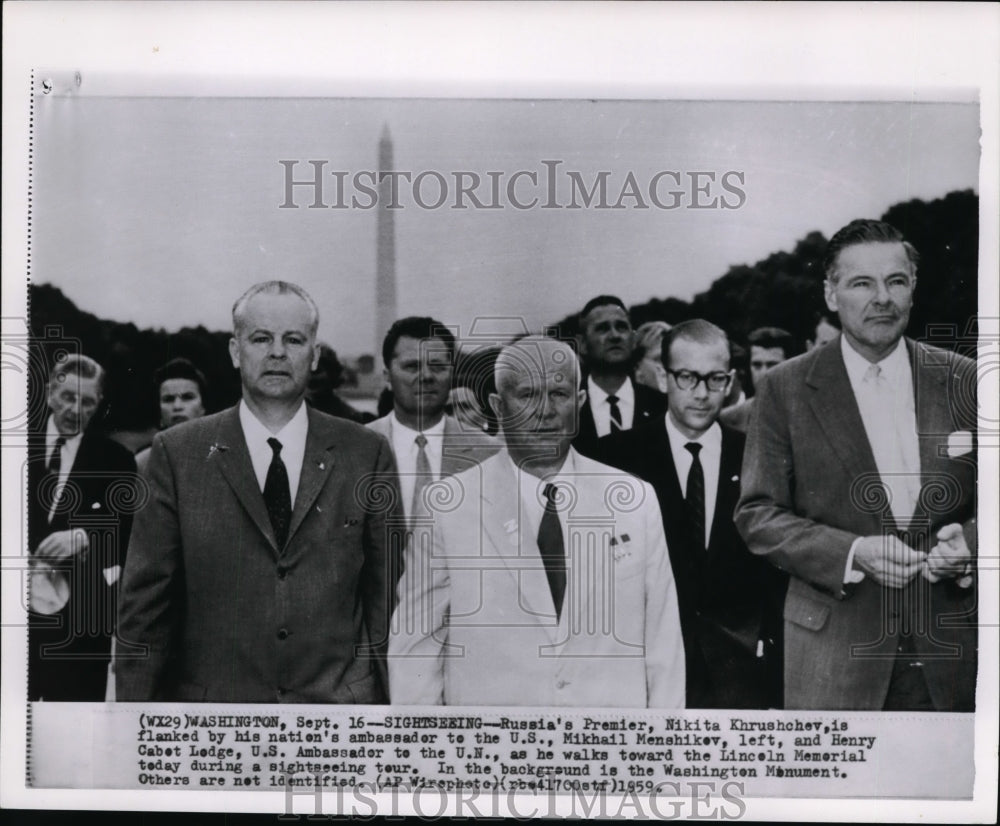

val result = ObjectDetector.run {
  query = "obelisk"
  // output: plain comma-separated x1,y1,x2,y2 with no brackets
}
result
375,125,397,353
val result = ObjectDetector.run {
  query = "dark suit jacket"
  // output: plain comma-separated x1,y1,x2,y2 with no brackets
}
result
736,337,977,711
574,377,667,459
116,404,403,703
28,427,137,701
596,420,783,709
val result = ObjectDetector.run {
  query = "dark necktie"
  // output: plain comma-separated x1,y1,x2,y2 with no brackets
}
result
46,436,66,522
608,394,623,431
264,437,292,549
411,433,432,528
537,483,567,619
684,442,705,551
47,435,66,476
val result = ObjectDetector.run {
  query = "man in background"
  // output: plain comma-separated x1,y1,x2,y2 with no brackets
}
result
598,320,782,708
28,354,137,701
118,281,401,703
390,336,685,707
737,219,977,711
368,317,499,530
720,326,798,433
573,295,667,458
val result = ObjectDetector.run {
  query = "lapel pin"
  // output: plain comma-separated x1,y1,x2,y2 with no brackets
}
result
317,461,326,470
731,475,739,482
620,533,631,544
207,443,228,459
316,506,322,513
91,502,101,510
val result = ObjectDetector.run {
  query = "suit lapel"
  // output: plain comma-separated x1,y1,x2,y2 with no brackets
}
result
212,407,281,553
909,339,953,523
707,428,742,556
440,416,480,478
805,341,880,484
286,408,338,550
650,423,690,553
480,454,560,639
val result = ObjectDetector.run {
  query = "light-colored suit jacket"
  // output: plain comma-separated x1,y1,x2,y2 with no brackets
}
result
736,337,977,711
389,449,686,707
117,404,402,703
367,414,501,480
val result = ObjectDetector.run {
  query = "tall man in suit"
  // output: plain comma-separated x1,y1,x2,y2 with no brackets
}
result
573,296,667,458
389,336,685,707
736,219,977,711
596,320,782,709
117,281,401,703
368,317,499,529
28,354,137,701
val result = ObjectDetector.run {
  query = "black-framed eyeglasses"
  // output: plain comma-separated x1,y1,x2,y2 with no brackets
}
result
665,368,732,392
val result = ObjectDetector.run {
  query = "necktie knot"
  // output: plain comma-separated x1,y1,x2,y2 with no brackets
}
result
607,395,623,430
865,363,883,383
415,433,428,449
543,482,559,506
685,441,702,458
267,437,283,457
607,394,619,405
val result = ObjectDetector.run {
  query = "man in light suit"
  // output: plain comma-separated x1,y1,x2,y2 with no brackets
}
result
390,336,685,707
736,219,977,711
117,281,401,703
368,317,499,528
596,321,784,709
28,354,137,701
573,295,667,459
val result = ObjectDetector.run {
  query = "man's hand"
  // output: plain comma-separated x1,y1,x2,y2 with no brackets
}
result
35,528,89,562
923,523,972,584
852,535,926,588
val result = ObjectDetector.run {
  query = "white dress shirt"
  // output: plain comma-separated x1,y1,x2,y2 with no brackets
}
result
239,400,308,508
508,450,577,546
587,375,635,437
664,413,722,549
840,336,921,583
388,414,446,522
45,416,83,522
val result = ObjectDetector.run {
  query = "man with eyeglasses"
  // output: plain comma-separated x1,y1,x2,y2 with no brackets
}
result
597,319,783,709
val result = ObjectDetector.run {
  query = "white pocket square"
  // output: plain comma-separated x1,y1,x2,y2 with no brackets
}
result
946,430,974,458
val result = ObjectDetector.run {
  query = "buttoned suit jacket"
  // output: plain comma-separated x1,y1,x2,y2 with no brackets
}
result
595,421,784,709
28,428,137,701
735,337,977,710
573,377,668,460
367,414,501,481
117,404,402,703
389,449,686,707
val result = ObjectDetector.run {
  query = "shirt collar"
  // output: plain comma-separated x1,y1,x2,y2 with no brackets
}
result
586,375,634,405
46,415,83,451
391,412,447,440
664,412,722,451
503,446,576,485
239,398,309,445
840,335,909,386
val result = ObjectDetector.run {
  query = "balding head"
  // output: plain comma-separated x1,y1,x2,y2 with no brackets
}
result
490,336,585,475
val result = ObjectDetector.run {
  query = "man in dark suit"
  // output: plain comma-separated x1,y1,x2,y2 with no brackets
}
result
28,354,137,701
368,316,499,529
117,281,402,703
596,320,782,709
736,219,977,711
573,295,667,458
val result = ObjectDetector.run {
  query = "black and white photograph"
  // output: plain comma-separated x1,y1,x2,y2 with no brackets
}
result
2,2,997,821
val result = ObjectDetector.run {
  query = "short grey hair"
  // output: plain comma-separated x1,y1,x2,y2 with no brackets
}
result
232,281,319,335
48,353,105,395
494,335,580,394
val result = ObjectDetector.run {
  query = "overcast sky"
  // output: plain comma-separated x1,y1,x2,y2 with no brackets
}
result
30,97,979,356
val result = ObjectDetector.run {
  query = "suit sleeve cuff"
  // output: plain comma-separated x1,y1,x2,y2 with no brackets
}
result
844,537,866,586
